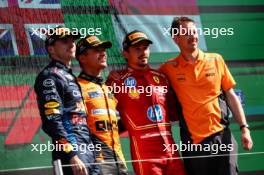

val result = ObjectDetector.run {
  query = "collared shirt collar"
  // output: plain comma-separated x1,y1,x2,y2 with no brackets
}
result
127,65,151,74
50,59,72,73
177,49,204,67
78,72,104,85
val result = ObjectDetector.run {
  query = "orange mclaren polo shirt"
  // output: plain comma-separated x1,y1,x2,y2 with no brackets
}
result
160,50,236,144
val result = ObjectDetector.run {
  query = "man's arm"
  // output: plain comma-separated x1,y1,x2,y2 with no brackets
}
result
35,74,89,175
225,88,253,150
34,75,76,155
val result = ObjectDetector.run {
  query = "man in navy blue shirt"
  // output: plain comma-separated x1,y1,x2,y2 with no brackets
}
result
34,26,101,175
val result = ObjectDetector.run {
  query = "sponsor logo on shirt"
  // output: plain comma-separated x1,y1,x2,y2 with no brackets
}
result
88,91,102,99
91,109,116,116
205,68,216,77
65,74,74,81
43,88,57,94
153,76,160,84
45,109,60,115
74,101,86,112
176,74,186,82
45,94,60,101
205,72,215,77
71,114,87,125
95,120,118,131
147,105,163,122
43,79,55,87
128,88,140,99
124,77,137,87
63,143,73,153
46,115,57,120
44,101,60,108
72,90,81,97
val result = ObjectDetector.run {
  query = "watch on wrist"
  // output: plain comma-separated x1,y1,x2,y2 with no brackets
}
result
240,124,249,130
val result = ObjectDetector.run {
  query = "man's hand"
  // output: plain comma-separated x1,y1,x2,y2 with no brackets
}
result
241,128,253,150
70,155,88,175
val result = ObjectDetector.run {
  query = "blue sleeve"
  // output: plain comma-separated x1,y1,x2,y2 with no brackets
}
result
34,73,76,159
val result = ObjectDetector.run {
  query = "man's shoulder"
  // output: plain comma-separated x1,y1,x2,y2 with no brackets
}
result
108,69,131,81
148,68,167,79
164,57,178,63
36,66,60,80
35,64,68,87
160,57,179,72
203,52,223,61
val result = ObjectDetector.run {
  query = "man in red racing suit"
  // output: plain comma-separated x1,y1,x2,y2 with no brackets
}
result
107,30,186,175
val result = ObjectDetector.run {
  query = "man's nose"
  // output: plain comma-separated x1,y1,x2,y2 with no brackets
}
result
69,42,75,48
100,50,106,56
143,49,148,55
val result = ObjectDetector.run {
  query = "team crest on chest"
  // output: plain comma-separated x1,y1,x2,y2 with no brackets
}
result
153,76,160,84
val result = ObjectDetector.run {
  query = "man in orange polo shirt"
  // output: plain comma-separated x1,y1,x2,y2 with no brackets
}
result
160,17,253,175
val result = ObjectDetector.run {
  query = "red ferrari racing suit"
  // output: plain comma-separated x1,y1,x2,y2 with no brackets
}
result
107,67,186,175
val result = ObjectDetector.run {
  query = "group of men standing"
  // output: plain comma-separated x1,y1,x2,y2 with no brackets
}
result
34,16,253,175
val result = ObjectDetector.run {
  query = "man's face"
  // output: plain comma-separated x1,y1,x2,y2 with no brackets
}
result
48,37,76,62
173,21,199,52
123,40,150,70
79,47,107,71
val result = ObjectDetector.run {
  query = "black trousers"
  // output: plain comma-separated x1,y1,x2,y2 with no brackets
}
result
181,128,238,175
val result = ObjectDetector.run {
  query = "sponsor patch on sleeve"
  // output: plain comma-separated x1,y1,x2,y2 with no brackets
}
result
44,102,60,109
44,109,60,115
63,143,74,153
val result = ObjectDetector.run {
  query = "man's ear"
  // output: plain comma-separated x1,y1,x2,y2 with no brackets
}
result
78,54,85,63
172,35,179,45
47,45,55,55
122,50,128,59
